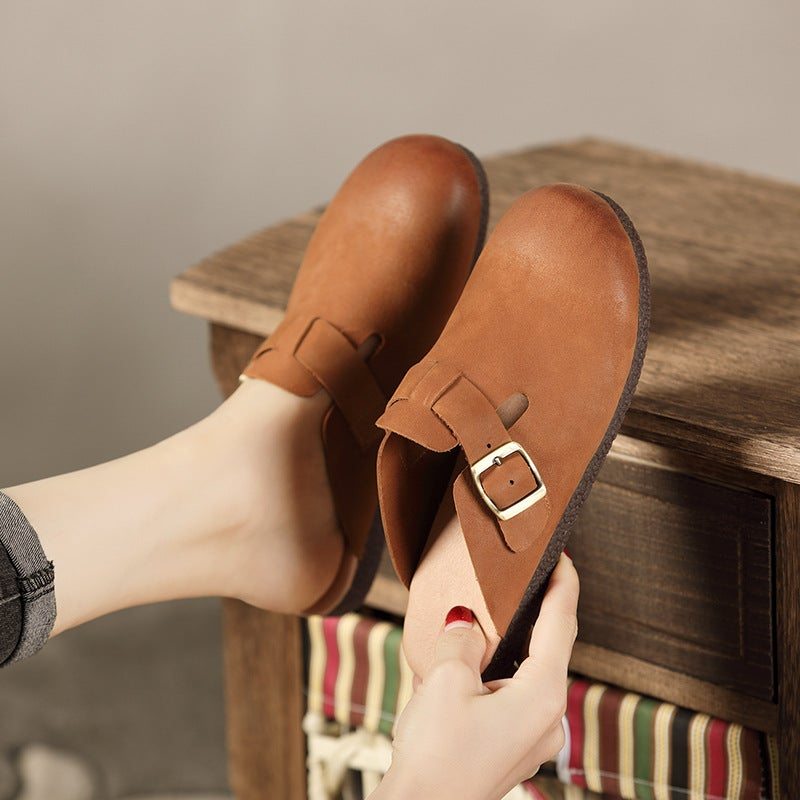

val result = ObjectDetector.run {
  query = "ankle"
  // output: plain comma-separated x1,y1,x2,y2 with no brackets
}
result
202,381,345,612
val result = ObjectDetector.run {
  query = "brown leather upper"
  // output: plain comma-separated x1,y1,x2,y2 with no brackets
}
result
377,184,641,635
242,135,486,610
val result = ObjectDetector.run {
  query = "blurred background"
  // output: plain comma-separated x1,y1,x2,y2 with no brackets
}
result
0,2,797,797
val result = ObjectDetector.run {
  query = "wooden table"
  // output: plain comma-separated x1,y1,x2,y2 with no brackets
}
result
171,139,800,799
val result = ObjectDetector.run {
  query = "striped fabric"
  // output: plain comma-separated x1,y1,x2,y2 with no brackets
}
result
560,678,777,800
305,615,779,800
307,614,413,737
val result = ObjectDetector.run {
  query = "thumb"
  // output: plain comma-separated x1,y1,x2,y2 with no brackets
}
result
427,606,487,692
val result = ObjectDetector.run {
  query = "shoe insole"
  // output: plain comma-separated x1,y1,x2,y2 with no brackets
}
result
402,392,528,678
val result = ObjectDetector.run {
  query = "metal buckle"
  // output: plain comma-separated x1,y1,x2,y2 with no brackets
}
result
470,441,546,521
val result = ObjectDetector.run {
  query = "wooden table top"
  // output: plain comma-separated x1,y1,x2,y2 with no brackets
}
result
171,138,800,483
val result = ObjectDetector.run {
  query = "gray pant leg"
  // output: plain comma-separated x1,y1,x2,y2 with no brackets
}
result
0,491,56,666
0,543,23,664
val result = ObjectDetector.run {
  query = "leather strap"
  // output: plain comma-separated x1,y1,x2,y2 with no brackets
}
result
294,318,385,450
389,362,550,553
254,316,386,451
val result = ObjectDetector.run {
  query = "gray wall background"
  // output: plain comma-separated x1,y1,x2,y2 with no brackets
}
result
0,2,798,797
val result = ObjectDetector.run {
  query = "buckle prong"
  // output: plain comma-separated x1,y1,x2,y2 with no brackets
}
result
470,441,546,521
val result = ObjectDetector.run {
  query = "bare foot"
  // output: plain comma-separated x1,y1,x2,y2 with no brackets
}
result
212,378,346,614
218,332,383,613
7,375,349,634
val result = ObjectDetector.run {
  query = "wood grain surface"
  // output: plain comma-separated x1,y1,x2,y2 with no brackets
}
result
172,138,800,483
568,643,778,734
776,481,800,790
570,454,773,700
222,600,307,800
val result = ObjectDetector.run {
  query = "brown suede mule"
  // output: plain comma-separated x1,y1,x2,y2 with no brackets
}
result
241,135,489,615
376,184,650,679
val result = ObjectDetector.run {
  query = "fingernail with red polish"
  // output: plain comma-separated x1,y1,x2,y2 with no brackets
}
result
445,606,474,631
564,547,572,560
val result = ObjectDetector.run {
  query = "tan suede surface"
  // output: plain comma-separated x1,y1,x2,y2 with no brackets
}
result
378,184,641,635
242,135,486,613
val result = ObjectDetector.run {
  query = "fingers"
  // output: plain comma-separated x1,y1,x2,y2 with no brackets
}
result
425,606,487,694
528,553,579,664
514,553,579,686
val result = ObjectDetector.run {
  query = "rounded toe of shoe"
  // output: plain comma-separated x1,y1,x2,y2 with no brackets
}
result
354,134,486,241
487,183,643,337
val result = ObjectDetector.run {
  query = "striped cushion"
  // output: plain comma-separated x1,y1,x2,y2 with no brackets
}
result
305,614,779,799
306,614,414,737
560,679,778,800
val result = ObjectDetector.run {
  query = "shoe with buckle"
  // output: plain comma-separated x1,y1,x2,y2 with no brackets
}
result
241,135,489,615
470,440,547,521
376,183,650,679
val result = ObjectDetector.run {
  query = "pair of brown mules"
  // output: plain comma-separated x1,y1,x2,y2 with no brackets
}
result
243,135,649,679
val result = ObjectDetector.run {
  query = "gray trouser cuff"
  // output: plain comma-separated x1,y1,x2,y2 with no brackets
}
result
0,491,56,666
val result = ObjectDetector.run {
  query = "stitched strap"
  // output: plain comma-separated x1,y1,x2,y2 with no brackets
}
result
387,362,549,553
293,319,385,450
253,317,386,451
433,377,547,553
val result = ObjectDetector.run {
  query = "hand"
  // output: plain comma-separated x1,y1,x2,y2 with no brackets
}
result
372,553,579,800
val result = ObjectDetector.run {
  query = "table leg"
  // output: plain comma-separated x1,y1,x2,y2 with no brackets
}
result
223,600,307,800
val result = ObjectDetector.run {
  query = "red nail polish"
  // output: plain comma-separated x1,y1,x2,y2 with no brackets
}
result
564,547,572,560
445,606,474,629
